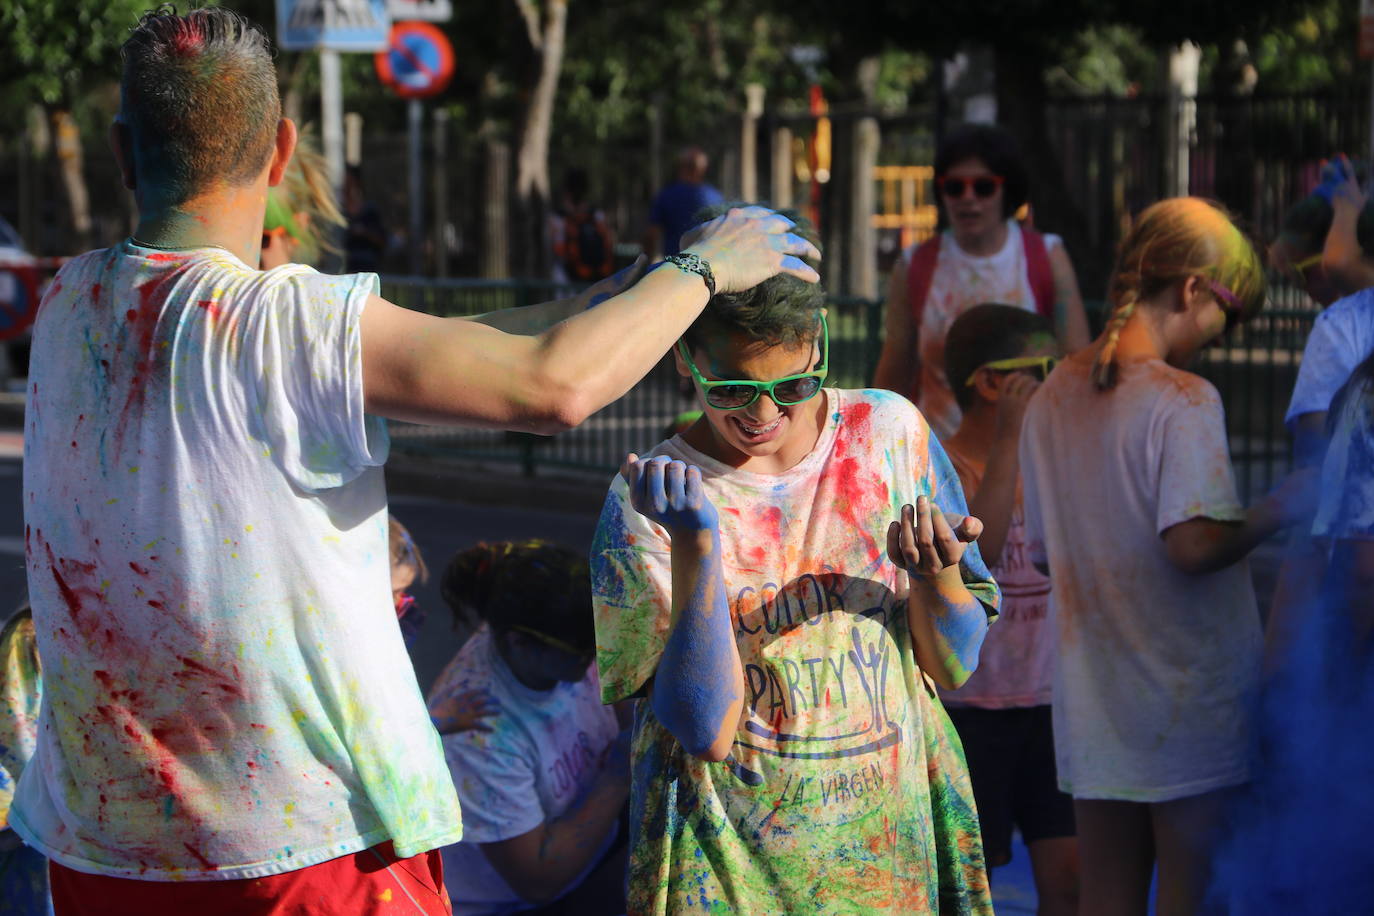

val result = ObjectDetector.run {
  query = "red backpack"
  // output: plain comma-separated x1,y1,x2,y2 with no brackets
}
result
906,227,1055,329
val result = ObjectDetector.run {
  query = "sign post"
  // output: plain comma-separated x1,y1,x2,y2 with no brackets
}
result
276,0,390,192
375,22,455,275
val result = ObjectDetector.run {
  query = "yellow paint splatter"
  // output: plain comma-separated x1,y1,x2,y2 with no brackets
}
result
376,889,393,902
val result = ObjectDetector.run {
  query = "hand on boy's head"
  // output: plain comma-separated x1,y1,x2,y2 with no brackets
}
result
621,453,719,534
1316,154,1364,208
886,497,981,580
684,206,822,292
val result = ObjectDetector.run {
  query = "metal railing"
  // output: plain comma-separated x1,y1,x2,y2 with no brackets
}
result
381,276,1312,497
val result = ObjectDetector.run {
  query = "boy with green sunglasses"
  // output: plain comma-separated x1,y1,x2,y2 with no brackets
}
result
591,209,1000,914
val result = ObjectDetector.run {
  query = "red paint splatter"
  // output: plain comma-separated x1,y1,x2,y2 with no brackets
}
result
147,600,164,610
181,843,216,870
93,670,114,689
197,299,220,319
125,309,138,322
91,283,101,304
129,562,149,576
245,760,258,769
174,656,245,699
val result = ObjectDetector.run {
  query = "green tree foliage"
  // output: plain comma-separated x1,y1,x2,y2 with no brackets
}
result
0,0,150,106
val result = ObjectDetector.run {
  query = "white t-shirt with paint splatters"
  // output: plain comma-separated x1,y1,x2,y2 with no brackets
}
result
430,626,619,914
17,240,462,880
1020,353,1260,802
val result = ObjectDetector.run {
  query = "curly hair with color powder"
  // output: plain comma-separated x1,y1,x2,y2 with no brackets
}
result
1092,197,1265,391
120,5,280,204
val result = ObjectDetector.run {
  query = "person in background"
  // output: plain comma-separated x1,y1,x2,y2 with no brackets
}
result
644,147,724,260
343,164,387,274
1019,197,1310,916
552,168,615,284
389,516,433,650
873,123,1089,440
259,132,345,272
1275,156,1374,468
428,541,628,916
940,305,1078,916
0,602,47,915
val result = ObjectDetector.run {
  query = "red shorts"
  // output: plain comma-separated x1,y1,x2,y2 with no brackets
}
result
49,841,451,915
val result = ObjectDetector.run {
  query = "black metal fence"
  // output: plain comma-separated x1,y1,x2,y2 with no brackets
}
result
381,275,1314,499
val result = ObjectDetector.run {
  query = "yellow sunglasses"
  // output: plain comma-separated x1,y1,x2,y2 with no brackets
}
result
1290,253,1323,284
964,355,1059,387
510,625,593,660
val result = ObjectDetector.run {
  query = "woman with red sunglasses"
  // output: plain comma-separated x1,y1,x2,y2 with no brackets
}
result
874,123,1091,440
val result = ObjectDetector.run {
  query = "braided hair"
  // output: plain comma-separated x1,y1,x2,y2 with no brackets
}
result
1092,198,1265,391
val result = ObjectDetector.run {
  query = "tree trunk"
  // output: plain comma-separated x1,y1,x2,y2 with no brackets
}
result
513,0,567,280
992,45,1094,292
49,107,92,253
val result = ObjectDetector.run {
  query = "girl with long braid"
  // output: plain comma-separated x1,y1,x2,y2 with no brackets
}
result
1017,198,1313,916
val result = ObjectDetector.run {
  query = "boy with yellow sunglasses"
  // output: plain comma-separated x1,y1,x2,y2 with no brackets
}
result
941,303,1079,915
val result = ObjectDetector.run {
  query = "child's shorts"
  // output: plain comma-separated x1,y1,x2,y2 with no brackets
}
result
945,703,1076,866
48,840,450,915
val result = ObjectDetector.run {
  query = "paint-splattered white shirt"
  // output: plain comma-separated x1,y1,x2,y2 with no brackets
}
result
15,241,462,880
430,626,619,914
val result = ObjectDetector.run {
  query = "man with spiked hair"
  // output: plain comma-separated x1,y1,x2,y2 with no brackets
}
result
15,6,818,912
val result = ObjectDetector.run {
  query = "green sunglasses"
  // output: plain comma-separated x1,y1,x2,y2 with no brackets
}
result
677,314,829,411
964,355,1059,387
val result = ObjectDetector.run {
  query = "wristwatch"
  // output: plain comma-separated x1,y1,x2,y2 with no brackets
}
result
663,252,716,299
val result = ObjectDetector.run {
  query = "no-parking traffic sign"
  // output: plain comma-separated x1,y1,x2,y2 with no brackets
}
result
374,21,455,99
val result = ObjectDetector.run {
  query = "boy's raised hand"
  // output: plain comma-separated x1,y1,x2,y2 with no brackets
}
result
994,373,1040,443
622,453,718,534
887,496,983,579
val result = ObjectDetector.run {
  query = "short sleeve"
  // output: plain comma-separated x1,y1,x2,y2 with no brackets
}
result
243,269,389,492
926,426,1001,618
590,481,674,704
1286,296,1368,427
1155,382,1245,534
441,732,543,844
1313,389,1374,540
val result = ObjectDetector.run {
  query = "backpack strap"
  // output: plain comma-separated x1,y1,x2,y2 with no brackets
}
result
1021,227,1056,320
905,235,943,334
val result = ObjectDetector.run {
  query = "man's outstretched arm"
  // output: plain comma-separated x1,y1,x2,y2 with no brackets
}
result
361,207,820,433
